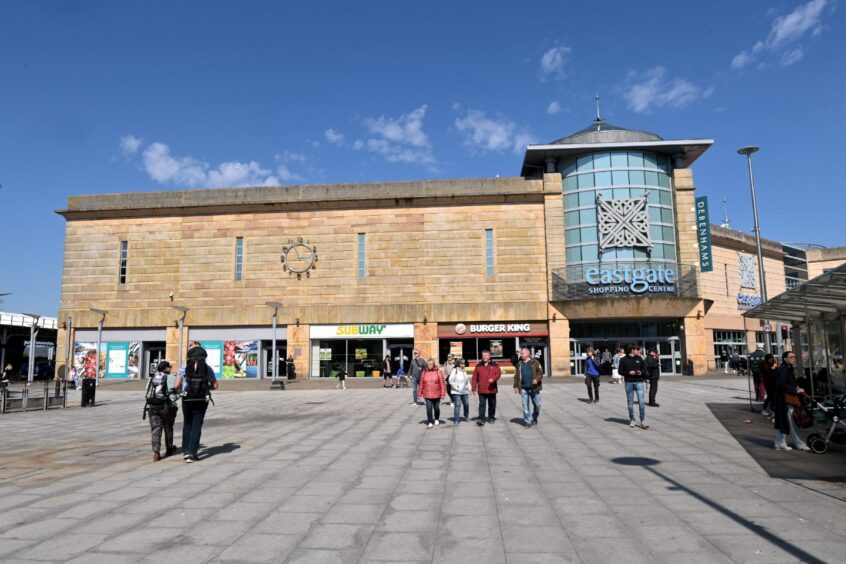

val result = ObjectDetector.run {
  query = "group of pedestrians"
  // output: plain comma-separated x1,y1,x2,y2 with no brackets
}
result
584,344,659,422
144,345,218,463
411,347,543,429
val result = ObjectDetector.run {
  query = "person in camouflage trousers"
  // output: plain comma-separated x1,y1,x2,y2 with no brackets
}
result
147,361,178,461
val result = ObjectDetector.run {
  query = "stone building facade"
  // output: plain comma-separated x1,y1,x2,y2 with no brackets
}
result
54,120,843,381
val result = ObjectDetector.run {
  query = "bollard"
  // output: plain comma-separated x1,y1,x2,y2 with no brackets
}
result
43,381,50,411
62,379,67,409
1,387,5,414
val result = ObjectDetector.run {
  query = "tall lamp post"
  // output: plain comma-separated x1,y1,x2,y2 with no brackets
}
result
170,305,189,367
89,309,108,384
265,301,283,389
738,146,770,354
23,313,41,385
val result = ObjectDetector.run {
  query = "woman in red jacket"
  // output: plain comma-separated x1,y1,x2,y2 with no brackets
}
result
417,358,446,428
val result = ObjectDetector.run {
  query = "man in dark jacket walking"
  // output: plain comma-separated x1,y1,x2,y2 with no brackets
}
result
513,347,543,428
619,344,648,429
408,349,426,406
645,349,660,407
473,350,501,426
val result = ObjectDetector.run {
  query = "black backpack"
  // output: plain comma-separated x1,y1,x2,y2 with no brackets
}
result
185,362,210,400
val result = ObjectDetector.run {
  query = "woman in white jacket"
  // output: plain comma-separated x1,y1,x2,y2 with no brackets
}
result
448,358,472,425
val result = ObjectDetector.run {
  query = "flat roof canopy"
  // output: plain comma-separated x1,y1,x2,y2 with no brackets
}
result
744,263,846,322
521,139,714,176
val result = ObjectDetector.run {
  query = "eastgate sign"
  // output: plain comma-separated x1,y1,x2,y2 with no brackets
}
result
584,266,676,295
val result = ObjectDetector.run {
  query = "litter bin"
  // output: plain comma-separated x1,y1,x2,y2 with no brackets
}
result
683,360,694,376
81,378,96,407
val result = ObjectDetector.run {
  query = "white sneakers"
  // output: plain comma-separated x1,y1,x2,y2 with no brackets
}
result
427,423,434,429
434,420,440,426
774,443,793,451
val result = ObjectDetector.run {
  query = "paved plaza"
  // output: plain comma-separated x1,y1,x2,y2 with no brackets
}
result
1,378,844,563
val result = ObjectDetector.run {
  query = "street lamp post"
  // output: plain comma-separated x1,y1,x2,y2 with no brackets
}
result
265,301,283,389
738,146,770,354
23,313,41,385
170,306,189,367
90,309,108,384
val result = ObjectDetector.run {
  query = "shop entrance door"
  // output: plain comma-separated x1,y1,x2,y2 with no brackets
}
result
261,342,288,379
520,337,549,376
570,338,680,376
143,343,166,379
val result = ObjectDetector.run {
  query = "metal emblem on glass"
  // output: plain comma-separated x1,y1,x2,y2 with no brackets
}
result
281,237,318,279
596,194,652,255
738,253,756,289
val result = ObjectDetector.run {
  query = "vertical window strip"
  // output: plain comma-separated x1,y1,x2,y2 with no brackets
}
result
485,229,494,276
235,237,244,281
119,240,128,285
357,233,366,279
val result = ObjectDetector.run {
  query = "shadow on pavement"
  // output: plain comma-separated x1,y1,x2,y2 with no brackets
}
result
707,402,846,483
605,417,631,425
612,457,826,564
200,442,240,460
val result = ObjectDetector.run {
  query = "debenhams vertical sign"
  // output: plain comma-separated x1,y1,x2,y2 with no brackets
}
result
696,196,713,273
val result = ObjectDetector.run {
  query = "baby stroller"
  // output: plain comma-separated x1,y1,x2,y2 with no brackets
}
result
805,396,846,454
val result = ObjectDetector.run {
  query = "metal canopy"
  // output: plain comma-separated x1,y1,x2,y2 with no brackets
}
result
744,262,846,321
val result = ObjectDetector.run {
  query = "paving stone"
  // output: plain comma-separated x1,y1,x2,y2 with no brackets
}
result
362,532,434,561
213,533,301,562
301,524,374,550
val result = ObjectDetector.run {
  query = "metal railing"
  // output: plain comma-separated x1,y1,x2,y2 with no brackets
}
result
552,262,700,302
1,380,68,414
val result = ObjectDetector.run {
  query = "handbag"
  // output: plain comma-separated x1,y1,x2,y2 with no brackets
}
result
792,404,813,428
784,393,801,407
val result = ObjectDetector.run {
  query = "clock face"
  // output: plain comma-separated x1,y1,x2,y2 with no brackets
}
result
282,242,317,274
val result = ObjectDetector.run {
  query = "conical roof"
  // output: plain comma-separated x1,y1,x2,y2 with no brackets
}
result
550,119,663,145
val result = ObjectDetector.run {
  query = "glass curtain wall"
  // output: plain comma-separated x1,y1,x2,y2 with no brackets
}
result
561,151,677,265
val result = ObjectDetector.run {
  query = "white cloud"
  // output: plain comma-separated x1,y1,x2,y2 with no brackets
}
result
324,128,345,146
139,141,280,188
355,105,435,165
453,108,535,154
119,135,142,156
623,67,713,113
731,0,829,69
540,46,571,81
275,164,303,182
546,101,562,115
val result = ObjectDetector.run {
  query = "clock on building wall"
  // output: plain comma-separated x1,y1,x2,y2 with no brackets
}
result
281,238,318,279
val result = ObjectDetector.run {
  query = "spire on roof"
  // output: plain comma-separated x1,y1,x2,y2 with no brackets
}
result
594,94,603,131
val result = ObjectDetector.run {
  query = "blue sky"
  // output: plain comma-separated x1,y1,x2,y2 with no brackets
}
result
1,0,844,315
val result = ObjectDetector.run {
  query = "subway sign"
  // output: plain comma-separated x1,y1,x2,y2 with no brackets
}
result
584,266,676,295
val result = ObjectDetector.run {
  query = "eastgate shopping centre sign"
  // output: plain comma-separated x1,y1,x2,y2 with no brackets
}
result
584,265,677,295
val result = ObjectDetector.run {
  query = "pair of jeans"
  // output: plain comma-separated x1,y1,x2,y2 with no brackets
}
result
425,398,440,424
519,388,541,425
452,393,469,421
585,376,600,401
478,393,497,421
625,381,646,422
182,400,208,458
648,378,658,405
412,376,420,403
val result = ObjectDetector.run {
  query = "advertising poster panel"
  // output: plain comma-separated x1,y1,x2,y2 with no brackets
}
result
105,342,129,379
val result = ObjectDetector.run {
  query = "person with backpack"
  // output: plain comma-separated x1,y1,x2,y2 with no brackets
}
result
336,365,348,390
448,358,471,424
145,360,178,461
584,347,601,404
175,346,218,463
472,349,501,426
408,349,426,405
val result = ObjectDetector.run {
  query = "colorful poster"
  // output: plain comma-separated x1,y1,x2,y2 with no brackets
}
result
222,340,258,378
355,348,367,360
105,342,129,378
489,339,503,357
320,348,332,361
73,342,104,379
450,341,463,358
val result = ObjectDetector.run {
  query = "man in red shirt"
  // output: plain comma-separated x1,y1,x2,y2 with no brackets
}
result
472,349,501,426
